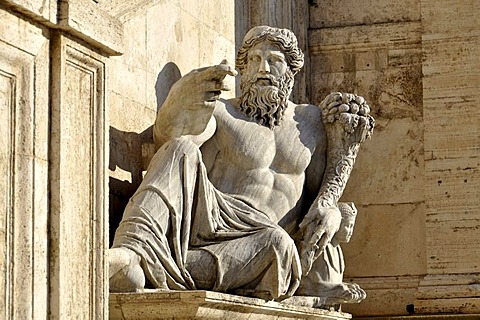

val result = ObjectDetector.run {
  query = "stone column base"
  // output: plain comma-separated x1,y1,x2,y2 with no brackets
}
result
109,290,352,319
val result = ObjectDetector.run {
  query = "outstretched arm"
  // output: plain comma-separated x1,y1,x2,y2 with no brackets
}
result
300,92,375,275
153,60,237,148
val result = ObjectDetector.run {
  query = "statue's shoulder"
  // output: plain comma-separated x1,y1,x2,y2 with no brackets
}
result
292,102,323,124
294,102,322,112
213,97,242,120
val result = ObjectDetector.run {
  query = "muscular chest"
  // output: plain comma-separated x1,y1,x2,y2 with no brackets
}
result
214,104,316,174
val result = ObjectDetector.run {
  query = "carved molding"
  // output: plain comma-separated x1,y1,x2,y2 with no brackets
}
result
2,0,123,56
49,33,108,319
0,68,16,320
1,0,57,24
58,0,123,55
0,33,50,318
68,43,107,319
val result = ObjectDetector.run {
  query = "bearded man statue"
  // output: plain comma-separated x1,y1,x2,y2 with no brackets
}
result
108,26,373,308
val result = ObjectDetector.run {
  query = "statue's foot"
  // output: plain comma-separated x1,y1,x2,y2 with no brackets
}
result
323,282,366,305
108,247,145,292
289,282,366,309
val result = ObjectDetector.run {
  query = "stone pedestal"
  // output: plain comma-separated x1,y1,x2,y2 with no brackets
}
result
109,291,351,320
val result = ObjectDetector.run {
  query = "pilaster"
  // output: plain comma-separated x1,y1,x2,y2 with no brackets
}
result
49,31,109,319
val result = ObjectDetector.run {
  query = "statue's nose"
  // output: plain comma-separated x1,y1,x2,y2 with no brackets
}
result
258,58,270,73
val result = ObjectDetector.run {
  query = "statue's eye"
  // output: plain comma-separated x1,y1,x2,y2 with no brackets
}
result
249,55,261,62
269,55,285,64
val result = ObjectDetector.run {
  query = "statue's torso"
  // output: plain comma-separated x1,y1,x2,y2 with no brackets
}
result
201,99,325,223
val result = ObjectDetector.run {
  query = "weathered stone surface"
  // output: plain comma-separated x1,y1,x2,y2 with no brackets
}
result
109,290,352,320
342,203,426,277
49,35,108,319
308,12,427,315
57,0,123,55
417,0,480,313
1,0,479,318
2,0,57,24
309,0,420,29
0,8,50,320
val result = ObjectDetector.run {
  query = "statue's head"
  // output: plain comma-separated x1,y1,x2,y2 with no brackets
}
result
236,26,304,129
236,26,304,77
336,202,358,243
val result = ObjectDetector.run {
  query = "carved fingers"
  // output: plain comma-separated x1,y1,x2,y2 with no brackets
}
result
177,60,237,110
287,249,302,297
202,80,231,102
200,59,238,81
299,206,342,275
311,208,341,258
197,60,237,102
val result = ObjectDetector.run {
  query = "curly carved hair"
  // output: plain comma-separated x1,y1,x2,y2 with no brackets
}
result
338,202,358,220
236,26,304,76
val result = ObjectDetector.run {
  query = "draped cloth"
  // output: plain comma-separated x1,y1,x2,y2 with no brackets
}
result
303,244,344,286
112,137,300,299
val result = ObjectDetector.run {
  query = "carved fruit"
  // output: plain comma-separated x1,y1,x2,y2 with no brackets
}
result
355,95,365,105
339,104,350,112
329,106,339,114
350,103,359,114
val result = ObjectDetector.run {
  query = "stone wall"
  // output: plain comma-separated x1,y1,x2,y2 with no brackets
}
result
307,0,480,316
416,0,480,313
1,0,116,318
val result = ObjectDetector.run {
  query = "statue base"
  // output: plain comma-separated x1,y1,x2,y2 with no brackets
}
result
109,290,352,319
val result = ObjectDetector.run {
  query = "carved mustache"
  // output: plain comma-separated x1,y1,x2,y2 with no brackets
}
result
245,74,280,87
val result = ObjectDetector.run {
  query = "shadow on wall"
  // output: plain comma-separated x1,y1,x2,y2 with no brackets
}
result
155,62,182,111
108,62,182,245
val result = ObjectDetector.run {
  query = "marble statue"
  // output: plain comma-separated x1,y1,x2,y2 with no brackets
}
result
108,26,374,308
288,202,364,309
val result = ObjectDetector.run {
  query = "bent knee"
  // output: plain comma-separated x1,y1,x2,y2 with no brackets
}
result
161,137,201,157
266,227,296,252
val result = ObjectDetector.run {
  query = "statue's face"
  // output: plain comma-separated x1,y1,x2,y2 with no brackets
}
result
246,41,288,87
336,218,355,243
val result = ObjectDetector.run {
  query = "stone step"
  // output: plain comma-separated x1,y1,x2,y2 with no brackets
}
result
356,315,480,320
110,290,352,320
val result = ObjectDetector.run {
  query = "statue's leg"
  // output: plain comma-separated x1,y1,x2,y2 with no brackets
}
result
110,137,204,290
108,247,145,292
185,249,217,289
191,227,298,300
109,190,170,291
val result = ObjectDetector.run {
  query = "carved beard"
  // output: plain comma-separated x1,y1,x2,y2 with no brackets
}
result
239,70,294,129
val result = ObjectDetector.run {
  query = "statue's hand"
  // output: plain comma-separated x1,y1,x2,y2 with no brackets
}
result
299,206,342,275
167,59,237,110
320,92,374,143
